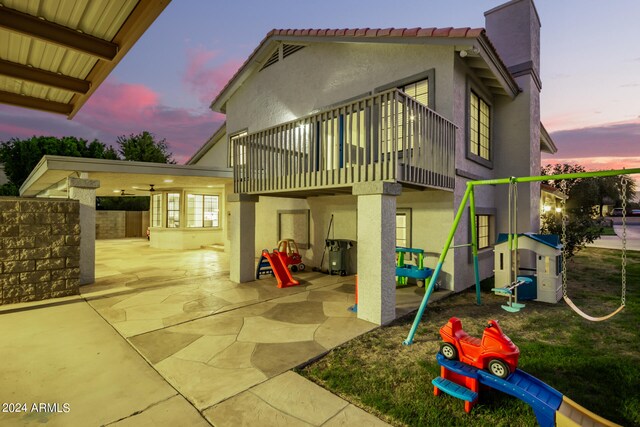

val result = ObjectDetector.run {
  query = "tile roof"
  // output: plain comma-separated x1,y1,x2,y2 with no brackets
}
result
266,26,485,39
211,26,510,112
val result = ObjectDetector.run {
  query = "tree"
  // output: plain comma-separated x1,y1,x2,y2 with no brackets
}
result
116,131,175,164
0,136,119,195
541,163,635,257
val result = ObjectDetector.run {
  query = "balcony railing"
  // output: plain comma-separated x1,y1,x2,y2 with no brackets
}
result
232,89,456,195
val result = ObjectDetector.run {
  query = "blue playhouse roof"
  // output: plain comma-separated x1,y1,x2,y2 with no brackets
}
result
496,233,562,249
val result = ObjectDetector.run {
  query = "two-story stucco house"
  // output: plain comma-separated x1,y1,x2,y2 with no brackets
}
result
188,0,556,325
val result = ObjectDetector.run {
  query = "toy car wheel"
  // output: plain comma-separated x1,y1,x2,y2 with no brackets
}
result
299,263,305,271
291,265,298,273
487,359,510,379
340,271,346,276
417,280,424,288
440,343,458,360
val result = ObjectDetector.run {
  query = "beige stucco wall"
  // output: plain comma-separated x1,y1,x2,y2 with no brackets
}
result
226,42,455,135
150,227,224,250
213,18,541,293
196,134,229,169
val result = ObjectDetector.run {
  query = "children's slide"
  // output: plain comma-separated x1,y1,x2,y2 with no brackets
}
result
434,354,621,427
261,250,299,288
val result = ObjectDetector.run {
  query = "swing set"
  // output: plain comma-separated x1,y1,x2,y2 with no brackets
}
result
403,167,639,346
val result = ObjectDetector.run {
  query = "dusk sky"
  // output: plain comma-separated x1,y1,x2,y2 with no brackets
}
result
1,0,639,171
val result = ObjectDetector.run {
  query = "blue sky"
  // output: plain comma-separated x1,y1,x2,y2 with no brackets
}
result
1,0,639,169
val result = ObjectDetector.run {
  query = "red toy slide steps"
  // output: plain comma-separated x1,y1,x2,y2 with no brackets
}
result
261,250,299,288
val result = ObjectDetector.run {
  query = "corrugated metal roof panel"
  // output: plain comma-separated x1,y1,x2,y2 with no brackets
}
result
2,0,137,40
0,0,171,116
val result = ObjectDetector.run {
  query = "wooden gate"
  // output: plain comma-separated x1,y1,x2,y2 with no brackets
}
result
125,211,143,237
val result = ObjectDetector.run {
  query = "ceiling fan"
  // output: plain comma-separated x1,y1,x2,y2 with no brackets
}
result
120,189,134,196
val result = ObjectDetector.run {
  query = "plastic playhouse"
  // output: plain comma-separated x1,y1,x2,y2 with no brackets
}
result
493,233,563,306
395,247,433,287
432,317,621,427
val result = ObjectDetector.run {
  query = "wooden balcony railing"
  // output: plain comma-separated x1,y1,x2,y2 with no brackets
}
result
232,89,456,195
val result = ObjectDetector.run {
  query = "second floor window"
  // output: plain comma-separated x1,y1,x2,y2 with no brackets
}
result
229,131,248,167
470,91,490,161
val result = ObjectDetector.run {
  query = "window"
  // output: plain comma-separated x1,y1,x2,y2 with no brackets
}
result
396,209,412,248
400,79,429,107
469,91,490,161
229,131,248,167
381,78,429,153
476,214,490,249
151,193,162,227
187,194,219,228
167,193,180,228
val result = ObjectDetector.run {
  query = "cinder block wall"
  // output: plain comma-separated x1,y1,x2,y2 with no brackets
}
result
0,197,81,305
96,211,126,239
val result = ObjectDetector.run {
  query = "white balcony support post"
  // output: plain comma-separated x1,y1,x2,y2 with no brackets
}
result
228,193,259,283
353,181,402,325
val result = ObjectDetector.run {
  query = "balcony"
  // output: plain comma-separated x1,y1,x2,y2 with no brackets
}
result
232,89,456,196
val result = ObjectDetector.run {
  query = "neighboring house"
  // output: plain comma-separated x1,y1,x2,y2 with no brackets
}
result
540,183,565,216
189,0,553,325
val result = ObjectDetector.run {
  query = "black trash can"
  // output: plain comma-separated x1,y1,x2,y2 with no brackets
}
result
326,239,353,276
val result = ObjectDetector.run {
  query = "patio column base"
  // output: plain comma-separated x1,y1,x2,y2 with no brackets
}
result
228,194,258,283
353,182,400,325
68,177,100,285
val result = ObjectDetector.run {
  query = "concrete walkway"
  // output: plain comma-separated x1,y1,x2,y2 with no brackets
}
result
1,239,438,426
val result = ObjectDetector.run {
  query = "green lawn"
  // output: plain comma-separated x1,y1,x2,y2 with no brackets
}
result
299,248,640,427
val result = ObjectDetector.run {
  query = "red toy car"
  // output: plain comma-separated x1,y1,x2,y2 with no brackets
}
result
439,317,519,379
275,239,305,272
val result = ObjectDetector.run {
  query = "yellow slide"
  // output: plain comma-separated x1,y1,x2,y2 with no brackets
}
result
556,396,622,427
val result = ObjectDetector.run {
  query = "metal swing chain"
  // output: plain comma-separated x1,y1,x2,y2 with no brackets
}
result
621,177,627,306
560,180,568,298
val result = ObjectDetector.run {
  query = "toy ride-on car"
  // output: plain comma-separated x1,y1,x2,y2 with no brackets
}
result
275,239,305,272
438,317,519,379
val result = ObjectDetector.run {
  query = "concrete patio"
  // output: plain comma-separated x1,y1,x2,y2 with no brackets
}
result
0,239,441,426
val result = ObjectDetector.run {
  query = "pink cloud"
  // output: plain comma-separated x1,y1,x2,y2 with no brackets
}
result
0,81,224,163
183,46,243,104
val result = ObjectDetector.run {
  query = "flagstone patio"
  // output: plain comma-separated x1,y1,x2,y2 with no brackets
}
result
80,239,446,424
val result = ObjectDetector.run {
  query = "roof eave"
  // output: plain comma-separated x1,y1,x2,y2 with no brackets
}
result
540,122,558,154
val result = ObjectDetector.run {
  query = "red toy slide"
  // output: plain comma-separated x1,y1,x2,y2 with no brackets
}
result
261,250,299,288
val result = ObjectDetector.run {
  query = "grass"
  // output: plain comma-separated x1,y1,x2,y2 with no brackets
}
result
599,226,618,236
298,247,640,427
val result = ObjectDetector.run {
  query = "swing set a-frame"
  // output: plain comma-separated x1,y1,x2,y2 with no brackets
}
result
403,167,639,346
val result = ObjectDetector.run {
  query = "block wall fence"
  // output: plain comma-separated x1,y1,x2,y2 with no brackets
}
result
0,197,81,305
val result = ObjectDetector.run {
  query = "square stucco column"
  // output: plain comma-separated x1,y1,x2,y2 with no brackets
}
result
228,193,259,283
353,182,401,325
68,177,100,285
